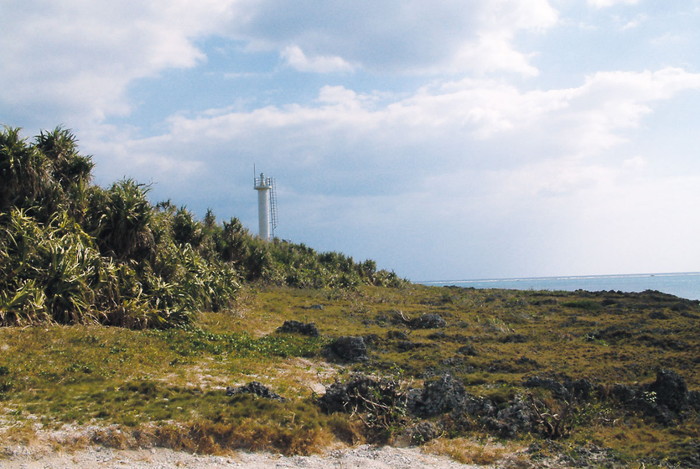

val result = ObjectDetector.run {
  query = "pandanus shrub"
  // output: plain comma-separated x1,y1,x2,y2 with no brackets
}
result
0,127,239,329
0,125,401,329
90,179,155,262
0,205,236,328
35,127,94,191
0,208,102,325
0,127,52,217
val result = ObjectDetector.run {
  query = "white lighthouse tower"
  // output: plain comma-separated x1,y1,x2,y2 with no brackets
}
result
254,172,277,240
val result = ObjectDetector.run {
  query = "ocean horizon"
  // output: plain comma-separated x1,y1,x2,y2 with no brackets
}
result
419,272,700,301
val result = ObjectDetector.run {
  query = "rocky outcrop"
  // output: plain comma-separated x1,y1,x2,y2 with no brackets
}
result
408,374,466,418
525,369,699,425
323,336,369,363
648,368,689,412
523,375,594,401
226,381,286,401
317,374,406,415
276,320,320,337
408,314,446,329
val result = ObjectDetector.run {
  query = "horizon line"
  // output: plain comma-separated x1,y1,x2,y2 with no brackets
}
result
417,271,700,285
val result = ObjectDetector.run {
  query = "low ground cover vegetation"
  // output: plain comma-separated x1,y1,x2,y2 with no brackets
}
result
1,285,698,466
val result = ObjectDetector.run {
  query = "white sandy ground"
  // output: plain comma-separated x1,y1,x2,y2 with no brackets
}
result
1,444,493,469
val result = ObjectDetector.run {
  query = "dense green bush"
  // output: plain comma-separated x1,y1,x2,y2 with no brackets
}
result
0,126,403,328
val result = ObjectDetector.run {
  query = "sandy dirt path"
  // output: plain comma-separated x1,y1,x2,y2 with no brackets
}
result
1,444,491,468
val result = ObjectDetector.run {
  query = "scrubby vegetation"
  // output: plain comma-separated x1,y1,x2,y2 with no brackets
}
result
0,126,402,328
1,126,698,467
1,285,698,466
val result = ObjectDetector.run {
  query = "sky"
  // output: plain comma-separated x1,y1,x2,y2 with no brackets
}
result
2,0,700,281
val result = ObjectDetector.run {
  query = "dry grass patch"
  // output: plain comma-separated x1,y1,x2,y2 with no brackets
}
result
0,421,39,456
269,357,339,396
424,437,518,465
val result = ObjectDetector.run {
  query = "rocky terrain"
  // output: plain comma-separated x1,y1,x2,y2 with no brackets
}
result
1,285,698,467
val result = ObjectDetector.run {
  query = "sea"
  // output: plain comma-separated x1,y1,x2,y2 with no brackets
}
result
420,272,700,301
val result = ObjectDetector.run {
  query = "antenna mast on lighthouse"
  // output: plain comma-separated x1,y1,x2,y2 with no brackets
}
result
253,171,277,240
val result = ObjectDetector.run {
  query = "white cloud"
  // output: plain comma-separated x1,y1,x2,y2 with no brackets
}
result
230,0,557,75
620,14,647,30
452,36,541,77
622,156,647,170
588,0,640,8
1,0,560,129
281,45,354,73
0,0,237,126
91,67,700,203
651,33,686,46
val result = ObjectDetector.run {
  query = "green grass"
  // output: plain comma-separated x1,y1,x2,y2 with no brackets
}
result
0,284,698,464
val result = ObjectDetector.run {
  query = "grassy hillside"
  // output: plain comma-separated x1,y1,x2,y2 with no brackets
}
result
1,285,698,466
0,126,401,328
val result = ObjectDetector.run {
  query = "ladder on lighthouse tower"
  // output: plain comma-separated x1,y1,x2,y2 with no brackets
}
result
269,178,278,238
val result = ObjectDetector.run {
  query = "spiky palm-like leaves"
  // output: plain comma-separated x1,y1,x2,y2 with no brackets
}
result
91,179,155,262
0,127,51,217
35,127,94,221
35,127,93,190
0,279,49,326
1,126,96,223
0,127,245,328
0,207,238,328
172,207,203,248
0,209,101,325
219,217,250,265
